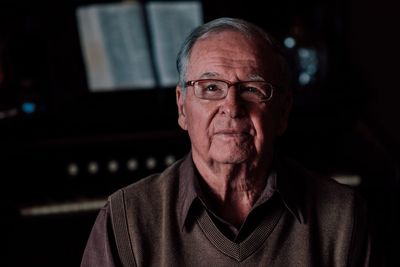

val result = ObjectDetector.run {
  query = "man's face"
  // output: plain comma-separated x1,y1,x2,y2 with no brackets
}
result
176,31,291,167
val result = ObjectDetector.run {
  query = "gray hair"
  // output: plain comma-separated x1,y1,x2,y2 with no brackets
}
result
176,17,291,91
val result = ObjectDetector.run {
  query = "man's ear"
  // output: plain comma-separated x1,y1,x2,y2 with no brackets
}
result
176,86,188,130
276,91,293,136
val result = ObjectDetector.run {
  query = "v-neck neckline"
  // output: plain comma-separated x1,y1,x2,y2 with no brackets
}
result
195,205,284,262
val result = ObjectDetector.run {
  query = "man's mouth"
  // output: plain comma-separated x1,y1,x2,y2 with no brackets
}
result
214,130,251,138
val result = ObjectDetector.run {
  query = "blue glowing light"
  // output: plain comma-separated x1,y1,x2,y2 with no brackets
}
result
283,37,296,48
22,102,36,114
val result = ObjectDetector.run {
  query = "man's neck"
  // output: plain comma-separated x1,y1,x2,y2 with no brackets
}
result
193,154,271,228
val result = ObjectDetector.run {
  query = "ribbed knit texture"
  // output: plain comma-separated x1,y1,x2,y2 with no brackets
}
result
196,205,283,261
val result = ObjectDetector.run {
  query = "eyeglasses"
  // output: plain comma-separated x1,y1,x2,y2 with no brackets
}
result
185,79,274,103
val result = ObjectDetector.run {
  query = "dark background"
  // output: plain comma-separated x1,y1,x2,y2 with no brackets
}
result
1,0,399,266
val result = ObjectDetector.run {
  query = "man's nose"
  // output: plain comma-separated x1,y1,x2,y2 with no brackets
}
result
220,86,245,118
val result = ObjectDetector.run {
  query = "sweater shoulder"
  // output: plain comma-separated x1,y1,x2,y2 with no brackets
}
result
279,156,366,222
108,157,184,207
285,156,359,201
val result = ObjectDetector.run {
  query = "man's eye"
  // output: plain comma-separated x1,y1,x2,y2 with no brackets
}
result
246,87,257,92
205,84,219,91
243,86,262,94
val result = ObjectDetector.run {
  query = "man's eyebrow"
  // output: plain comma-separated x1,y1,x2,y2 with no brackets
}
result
248,74,266,81
199,72,219,79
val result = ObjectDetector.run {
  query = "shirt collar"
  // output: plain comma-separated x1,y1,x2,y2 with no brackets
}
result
177,153,306,230
177,153,200,230
274,156,306,224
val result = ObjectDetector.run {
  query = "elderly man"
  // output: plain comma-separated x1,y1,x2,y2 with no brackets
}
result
81,17,373,266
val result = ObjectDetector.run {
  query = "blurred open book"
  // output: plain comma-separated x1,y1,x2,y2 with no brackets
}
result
76,1,203,92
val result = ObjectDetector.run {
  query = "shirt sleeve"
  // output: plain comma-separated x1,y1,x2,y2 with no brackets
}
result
80,203,122,267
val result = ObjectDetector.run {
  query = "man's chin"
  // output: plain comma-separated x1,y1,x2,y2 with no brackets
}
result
210,148,253,164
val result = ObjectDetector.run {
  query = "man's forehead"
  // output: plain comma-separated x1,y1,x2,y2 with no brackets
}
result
186,30,284,84
191,31,278,64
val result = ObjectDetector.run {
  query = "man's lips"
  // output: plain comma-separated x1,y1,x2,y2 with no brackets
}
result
214,130,251,136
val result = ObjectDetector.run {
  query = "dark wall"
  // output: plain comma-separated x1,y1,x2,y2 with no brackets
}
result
347,0,400,154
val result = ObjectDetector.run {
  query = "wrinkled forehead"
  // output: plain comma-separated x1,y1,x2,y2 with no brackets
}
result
195,30,276,55
188,30,285,84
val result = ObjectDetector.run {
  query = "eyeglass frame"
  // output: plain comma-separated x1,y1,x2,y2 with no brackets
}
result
184,78,276,103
